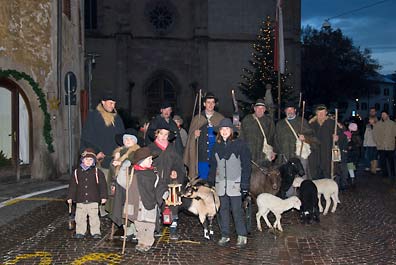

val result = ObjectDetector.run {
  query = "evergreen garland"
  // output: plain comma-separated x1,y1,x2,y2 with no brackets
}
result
0,69,54,153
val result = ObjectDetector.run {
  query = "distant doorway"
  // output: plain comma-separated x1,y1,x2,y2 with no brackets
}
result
145,74,178,119
0,78,32,179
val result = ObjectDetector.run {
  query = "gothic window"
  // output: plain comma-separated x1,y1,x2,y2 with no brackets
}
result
384,103,389,112
85,0,97,30
361,102,367,111
145,75,177,118
63,0,71,20
384,88,389,96
145,0,177,35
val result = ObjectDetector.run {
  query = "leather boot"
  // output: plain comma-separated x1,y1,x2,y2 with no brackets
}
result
370,160,377,174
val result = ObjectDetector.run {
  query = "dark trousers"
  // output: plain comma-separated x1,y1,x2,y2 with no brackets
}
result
219,195,247,237
379,150,395,179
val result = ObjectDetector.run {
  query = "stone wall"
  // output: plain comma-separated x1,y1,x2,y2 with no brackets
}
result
0,0,84,180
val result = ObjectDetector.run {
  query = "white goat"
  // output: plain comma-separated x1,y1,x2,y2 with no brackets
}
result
256,193,301,232
292,177,340,215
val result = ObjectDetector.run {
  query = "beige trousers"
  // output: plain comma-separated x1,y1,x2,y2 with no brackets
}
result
75,202,101,235
135,221,155,247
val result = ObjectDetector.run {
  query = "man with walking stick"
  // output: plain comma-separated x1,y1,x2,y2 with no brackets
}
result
183,92,224,180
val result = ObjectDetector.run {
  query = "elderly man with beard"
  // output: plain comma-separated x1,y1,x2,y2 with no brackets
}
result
146,101,184,156
80,92,125,216
308,105,345,179
240,99,276,167
274,102,316,179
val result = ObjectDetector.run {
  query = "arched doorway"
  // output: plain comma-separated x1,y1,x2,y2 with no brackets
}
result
145,73,178,119
0,78,32,179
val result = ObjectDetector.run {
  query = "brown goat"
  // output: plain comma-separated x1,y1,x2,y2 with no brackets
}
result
182,178,221,240
249,161,281,199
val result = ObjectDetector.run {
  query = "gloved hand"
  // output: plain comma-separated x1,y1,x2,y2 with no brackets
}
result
241,190,249,200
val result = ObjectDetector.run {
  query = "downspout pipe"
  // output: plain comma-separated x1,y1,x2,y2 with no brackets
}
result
57,0,62,100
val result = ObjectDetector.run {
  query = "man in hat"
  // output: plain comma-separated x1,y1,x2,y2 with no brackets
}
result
308,104,344,179
184,92,224,180
274,102,316,179
80,92,125,216
240,99,276,166
146,101,184,156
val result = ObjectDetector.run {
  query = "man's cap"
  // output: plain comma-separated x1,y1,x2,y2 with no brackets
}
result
254,98,266,107
203,92,218,102
160,101,172,109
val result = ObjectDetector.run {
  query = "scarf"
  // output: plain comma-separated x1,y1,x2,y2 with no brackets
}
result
154,139,168,151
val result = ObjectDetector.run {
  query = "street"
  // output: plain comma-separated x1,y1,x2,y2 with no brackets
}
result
1,172,396,264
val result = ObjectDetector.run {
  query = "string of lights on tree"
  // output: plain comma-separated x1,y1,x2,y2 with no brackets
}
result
238,16,298,114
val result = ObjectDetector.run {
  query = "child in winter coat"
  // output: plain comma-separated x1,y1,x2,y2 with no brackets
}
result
67,148,108,239
116,147,168,252
208,118,251,248
344,123,362,186
109,129,141,242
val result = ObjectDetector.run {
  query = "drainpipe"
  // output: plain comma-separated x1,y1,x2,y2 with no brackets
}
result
57,0,62,100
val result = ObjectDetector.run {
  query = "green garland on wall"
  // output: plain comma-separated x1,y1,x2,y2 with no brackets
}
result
0,69,54,153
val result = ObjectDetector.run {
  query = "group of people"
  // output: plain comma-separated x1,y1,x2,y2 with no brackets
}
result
66,91,394,251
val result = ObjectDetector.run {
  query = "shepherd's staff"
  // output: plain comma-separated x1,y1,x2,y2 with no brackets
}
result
195,89,202,179
299,101,306,157
192,93,198,118
122,165,134,254
330,109,340,179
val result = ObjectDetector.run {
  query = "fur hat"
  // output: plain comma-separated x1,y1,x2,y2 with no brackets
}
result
131,147,158,165
203,92,218,103
81,148,97,161
214,118,236,132
254,98,266,107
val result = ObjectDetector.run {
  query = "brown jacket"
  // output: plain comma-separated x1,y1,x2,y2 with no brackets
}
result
183,111,223,179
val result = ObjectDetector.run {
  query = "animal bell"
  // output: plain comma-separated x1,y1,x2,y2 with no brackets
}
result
162,206,173,225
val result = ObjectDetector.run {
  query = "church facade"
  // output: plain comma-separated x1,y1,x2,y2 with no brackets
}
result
85,0,301,121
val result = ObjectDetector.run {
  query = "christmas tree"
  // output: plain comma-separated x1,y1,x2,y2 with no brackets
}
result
238,16,297,116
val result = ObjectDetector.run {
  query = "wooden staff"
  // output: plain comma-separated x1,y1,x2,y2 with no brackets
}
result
195,89,202,179
330,108,338,179
299,101,306,157
122,166,134,254
192,92,198,118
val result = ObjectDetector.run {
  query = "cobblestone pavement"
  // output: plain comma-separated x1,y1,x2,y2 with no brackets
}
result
1,172,396,264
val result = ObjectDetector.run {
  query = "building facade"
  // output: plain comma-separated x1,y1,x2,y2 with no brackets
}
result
85,0,301,121
0,0,84,180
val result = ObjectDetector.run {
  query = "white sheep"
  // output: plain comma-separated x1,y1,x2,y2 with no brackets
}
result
256,193,301,232
292,177,340,215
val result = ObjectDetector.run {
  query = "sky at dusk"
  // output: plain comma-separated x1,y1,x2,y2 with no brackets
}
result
302,0,396,75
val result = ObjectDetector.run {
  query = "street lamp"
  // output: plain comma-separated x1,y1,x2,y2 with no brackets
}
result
85,52,100,110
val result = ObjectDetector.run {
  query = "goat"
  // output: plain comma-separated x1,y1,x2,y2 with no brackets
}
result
182,178,220,240
256,193,301,232
278,157,305,199
249,161,281,199
292,177,340,215
298,180,320,224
